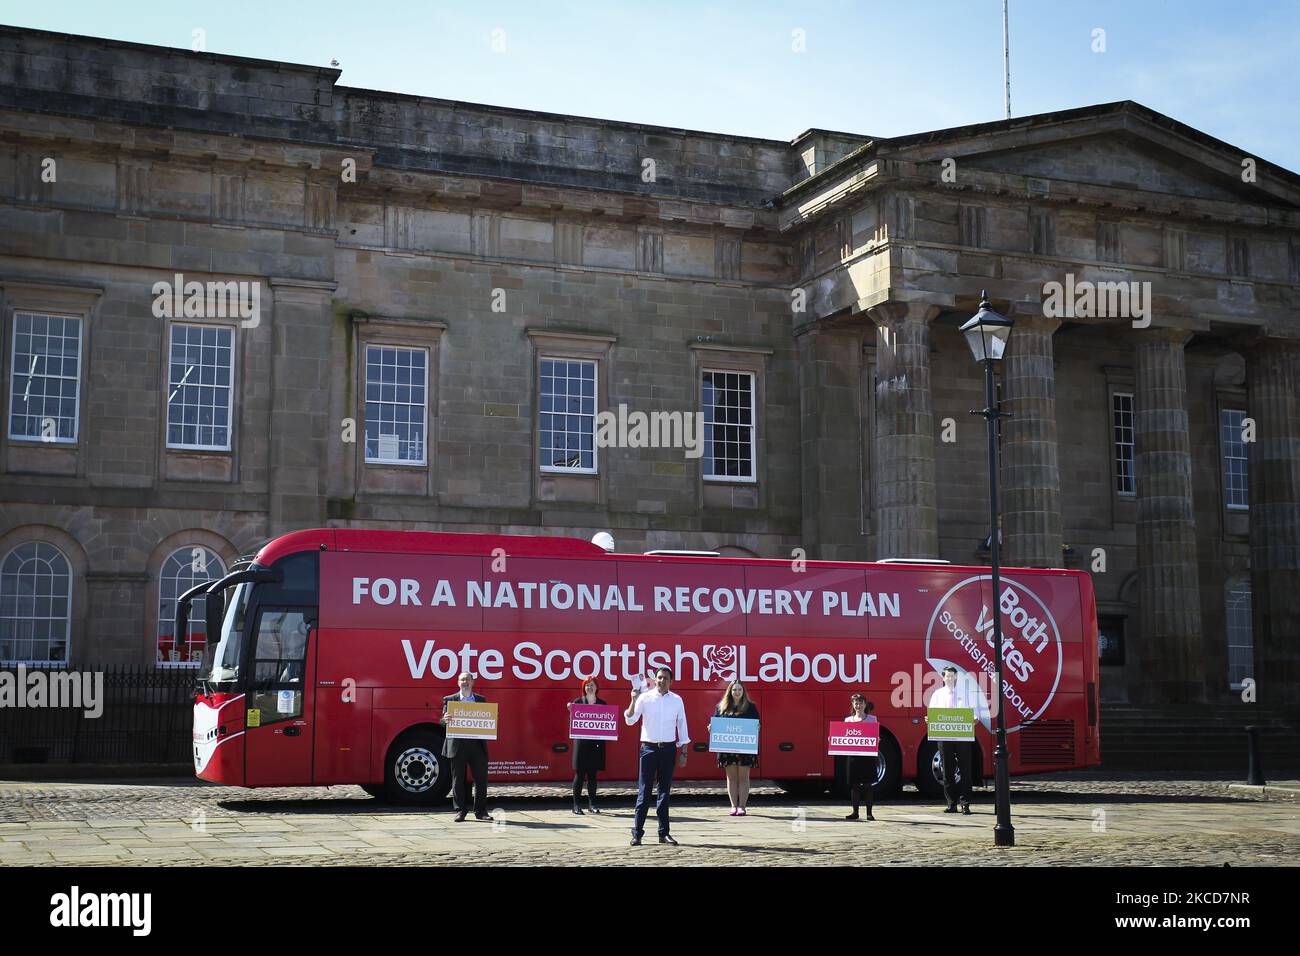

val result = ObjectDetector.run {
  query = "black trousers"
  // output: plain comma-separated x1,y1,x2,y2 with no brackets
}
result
940,741,973,806
847,756,876,812
632,744,676,837
572,770,598,801
451,746,488,816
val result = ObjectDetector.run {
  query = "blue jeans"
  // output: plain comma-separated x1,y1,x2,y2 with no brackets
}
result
632,743,677,838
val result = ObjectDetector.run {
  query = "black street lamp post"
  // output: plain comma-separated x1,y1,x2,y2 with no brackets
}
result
959,290,1016,848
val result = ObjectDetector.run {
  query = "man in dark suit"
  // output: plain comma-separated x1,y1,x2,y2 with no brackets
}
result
441,672,492,822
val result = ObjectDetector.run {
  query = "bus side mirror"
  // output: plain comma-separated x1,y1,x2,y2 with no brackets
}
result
204,588,226,643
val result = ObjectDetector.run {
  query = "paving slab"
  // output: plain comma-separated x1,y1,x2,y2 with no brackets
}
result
0,774,1295,866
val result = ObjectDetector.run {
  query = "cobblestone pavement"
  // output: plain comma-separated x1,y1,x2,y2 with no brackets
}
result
0,773,1295,866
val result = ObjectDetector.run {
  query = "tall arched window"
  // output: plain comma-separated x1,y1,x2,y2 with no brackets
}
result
0,543,72,665
158,547,226,666
1225,578,1253,691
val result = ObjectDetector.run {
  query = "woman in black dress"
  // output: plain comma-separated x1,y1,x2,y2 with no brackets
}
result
844,693,876,821
568,675,606,814
715,680,759,816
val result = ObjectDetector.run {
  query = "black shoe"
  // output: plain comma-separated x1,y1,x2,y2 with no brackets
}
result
630,835,642,846
659,834,678,845
453,812,467,822
573,804,584,815
866,812,876,821
943,805,958,814
475,813,493,821
961,804,971,815
587,803,600,814
845,812,859,820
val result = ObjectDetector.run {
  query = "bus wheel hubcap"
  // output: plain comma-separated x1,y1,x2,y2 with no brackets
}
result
396,747,437,792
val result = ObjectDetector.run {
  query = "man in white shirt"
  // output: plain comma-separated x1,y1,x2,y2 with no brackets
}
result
624,666,690,846
928,665,980,814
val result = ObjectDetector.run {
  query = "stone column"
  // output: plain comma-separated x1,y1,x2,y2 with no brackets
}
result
796,324,866,561
1245,337,1300,703
1002,313,1063,568
867,301,940,559
268,278,337,536
1133,328,1204,703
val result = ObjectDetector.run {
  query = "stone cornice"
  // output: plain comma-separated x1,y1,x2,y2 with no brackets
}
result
687,341,776,355
906,173,1299,230
351,313,449,334
335,242,790,290
348,171,781,231
0,109,374,174
800,237,1299,302
782,163,1300,233
526,328,616,343
0,278,104,306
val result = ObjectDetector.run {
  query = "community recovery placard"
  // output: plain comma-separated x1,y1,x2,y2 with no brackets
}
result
569,703,620,740
445,701,499,740
926,707,975,741
708,716,759,755
827,718,879,756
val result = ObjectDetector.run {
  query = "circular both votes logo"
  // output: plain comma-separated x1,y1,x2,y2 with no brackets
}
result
924,575,1063,733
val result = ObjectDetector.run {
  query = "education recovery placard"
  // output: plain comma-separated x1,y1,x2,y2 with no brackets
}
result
445,701,498,740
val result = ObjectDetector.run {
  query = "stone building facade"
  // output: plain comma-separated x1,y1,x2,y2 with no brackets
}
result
0,27,1297,704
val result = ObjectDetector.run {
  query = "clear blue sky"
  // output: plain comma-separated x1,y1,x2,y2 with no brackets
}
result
4,0,1298,171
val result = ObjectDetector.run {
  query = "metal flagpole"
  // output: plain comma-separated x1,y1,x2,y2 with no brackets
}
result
1003,0,1011,119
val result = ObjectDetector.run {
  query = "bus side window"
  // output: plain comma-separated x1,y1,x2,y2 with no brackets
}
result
250,608,312,723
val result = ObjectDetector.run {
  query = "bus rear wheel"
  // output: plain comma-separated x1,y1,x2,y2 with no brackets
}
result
916,740,982,799
829,732,903,801
382,729,453,805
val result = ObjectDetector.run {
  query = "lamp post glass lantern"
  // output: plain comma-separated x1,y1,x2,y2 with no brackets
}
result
960,290,1017,848
960,292,1014,363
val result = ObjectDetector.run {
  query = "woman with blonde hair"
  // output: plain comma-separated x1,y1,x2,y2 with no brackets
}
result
714,679,760,815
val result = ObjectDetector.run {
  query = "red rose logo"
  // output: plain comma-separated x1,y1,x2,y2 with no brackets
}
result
703,644,737,679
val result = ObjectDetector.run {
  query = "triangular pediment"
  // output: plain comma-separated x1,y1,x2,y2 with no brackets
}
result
875,102,1300,212
955,132,1260,203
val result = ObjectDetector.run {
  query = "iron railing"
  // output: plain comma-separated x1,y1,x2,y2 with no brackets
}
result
0,664,196,764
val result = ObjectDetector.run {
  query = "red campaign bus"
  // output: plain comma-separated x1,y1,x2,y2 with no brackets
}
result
182,529,1100,803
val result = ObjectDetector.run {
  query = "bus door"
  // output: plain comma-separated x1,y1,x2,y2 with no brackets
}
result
759,690,824,780
244,605,317,787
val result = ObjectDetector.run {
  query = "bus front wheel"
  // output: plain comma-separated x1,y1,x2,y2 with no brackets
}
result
382,729,453,805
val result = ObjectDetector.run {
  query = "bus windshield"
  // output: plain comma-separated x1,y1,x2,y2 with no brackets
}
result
198,582,250,685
